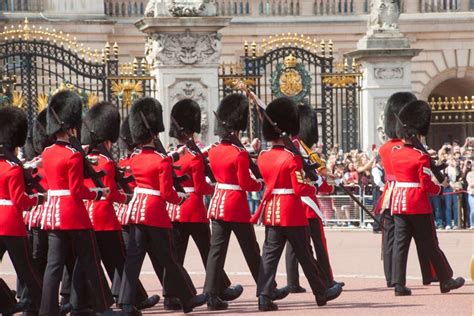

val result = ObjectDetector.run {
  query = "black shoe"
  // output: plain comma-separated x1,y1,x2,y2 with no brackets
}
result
394,285,412,296
271,287,290,301
22,312,39,316
283,285,306,294
207,295,228,311
219,284,244,301
136,295,160,310
163,297,181,311
386,281,394,288
60,302,73,315
316,283,343,306
258,295,278,312
121,304,142,316
440,277,465,293
331,280,345,288
182,293,208,313
423,277,439,285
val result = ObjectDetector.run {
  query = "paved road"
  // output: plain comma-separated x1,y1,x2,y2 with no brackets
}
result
1,228,473,315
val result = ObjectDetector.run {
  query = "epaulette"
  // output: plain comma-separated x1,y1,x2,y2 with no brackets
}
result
65,145,78,154
283,148,296,156
99,154,112,162
230,143,245,152
130,149,142,157
6,160,18,167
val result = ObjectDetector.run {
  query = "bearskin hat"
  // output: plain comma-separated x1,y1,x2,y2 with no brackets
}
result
119,115,136,152
396,100,432,138
169,99,201,139
298,104,319,147
214,93,249,138
129,97,164,145
81,101,121,146
263,97,299,141
0,106,28,149
46,90,83,136
33,109,54,154
383,92,417,139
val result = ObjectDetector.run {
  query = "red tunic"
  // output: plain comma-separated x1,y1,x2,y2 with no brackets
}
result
378,139,403,211
167,149,214,223
207,141,263,223
124,147,184,228
26,164,49,229
84,153,125,231
116,155,136,226
41,142,98,230
0,158,40,236
252,147,316,226
391,144,442,215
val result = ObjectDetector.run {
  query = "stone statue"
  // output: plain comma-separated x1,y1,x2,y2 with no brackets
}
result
144,0,217,17
368,0,401,32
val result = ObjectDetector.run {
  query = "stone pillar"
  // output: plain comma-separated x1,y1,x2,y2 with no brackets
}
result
300,0,314,16
405,0,419,13
136,17,231,145
460,0,470,11
43,0,105,17
353,0,367,14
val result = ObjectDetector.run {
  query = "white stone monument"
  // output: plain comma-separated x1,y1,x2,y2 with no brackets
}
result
346,0,421,149
137,0,229,145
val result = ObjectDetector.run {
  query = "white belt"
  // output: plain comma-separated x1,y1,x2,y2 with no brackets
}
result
271,189,294,195
134,187,161,196
183,187,195,193
0,199,13,206
48,190,71,197
395,182,421,188
216,183,242,191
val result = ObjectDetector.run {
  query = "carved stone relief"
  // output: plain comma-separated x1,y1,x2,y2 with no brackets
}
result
375,98,388,143
374,67,404,80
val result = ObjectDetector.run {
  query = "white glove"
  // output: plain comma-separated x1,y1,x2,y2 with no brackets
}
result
334,178,343,186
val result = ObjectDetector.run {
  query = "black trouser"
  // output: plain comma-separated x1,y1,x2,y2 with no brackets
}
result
285,217,334,287
95,230,148,303
31,228,48,278
258,226,327,297
0,236,42,312
16,228,33,300
392,214,453,286
0,278,16,313
172,222,231,293
204,220,264,296
40,229,113,316
118,224,196,306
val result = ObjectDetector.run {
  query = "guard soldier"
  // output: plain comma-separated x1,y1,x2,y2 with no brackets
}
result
0,106,44,315
81,102,159,311
39,91,115,316
252,97,342,311
118,97,207,315
379,92,437,287
391,100,465,296
204,94,289,310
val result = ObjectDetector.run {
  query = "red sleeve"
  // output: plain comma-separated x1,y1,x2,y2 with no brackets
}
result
159,156,183,204
102,160,126,204
419,155,442,196
318,180,334,194
235,151,262,192
290,156,316,197
8,166,38,210
68,153,97,200
190,156,214,196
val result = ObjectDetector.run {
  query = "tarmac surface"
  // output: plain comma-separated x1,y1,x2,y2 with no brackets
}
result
1,228,473,315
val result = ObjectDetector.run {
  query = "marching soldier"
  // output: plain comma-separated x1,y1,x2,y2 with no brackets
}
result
39,91,115,316
118,97,207,315
391,100,465,296
0,106,44,315
252,97,342,311
204,94,288,311
379,92,437,288
81,102,159,310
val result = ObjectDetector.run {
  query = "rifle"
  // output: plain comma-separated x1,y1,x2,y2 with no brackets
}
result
170,116,216,183
394,113,447,183
139,112,187,193
0,145,45,195
213,111,262,180
49,107,105,188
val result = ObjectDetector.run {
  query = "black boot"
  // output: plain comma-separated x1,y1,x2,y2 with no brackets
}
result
182,293,208,314
271,287,290,301
316,283,343,306
163,297,181,311
394,284,412,296
282,285,306,294
258,295,278,312
440,277,465,293
121,304,142,316
207,295,228,311
386,281,394,288
136,295,160,310
331,280,345,288
219,284,244,301
60,302,73,315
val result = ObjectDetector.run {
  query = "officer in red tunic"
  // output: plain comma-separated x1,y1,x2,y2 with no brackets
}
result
379,92,437,288
204,94,288,310
0,106,44,315
252,97,342,311
168,99,243,302
81,102,159,311
118,97,207,315
40,91,115,316
390,100,465,296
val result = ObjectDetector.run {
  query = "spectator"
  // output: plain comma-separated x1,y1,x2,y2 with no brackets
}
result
444,158,461,229
466,162,474,229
